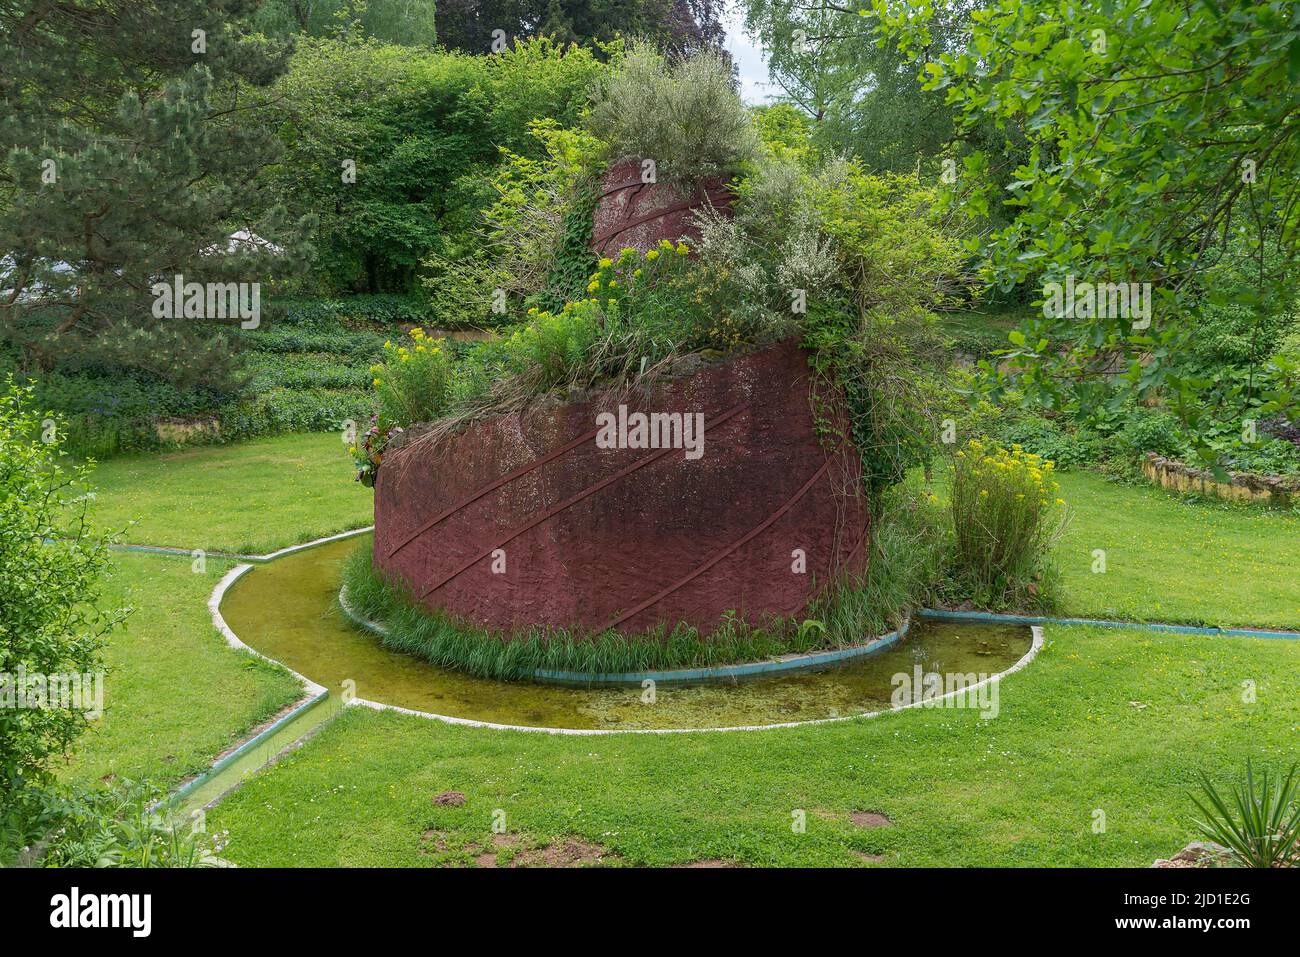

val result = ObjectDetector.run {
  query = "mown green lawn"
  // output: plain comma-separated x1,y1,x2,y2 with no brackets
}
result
86,432,373,554
1051,471,1300,629
61,552,303,791
205,624,1300,867
72,432,1300,866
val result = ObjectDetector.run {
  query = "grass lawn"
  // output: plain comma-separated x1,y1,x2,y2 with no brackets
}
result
204,624,1300,867
1051,471,1300,630
86,432,373,554
61,552,303,791
938,304,1032,357
67,432,1300,866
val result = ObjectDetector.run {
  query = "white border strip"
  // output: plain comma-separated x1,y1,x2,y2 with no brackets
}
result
118,524,374,563
210,535,1045,735
254,525,374,561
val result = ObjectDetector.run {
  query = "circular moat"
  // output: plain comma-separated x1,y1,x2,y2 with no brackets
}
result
218,534,1036,732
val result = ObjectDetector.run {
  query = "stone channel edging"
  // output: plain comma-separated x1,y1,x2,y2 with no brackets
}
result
161,689,330,810
918,608,1300,641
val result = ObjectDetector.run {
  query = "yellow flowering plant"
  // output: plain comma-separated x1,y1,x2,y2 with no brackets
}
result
504,297,604,390
949,438,1068,606
579,241,716,348
369,327,455,431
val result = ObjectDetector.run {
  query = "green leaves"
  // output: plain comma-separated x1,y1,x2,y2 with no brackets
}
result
876,0,1300,466
0,378,123,801
1189,760,1300,868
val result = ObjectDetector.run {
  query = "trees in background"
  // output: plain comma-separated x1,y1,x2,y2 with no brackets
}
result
254,0,438,45
267,36,605,296
435,0,726,56
740,0,984,173
877,0,1300,464
0,1,310,391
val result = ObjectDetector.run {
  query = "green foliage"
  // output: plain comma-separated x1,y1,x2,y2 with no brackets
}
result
423,120,605,324
948,439,1066,609
533,176,602,312
1190,760,1300,868
750,104,816,168
270,36,604,295
435,1,728,58
0,1,309,390
382,150,973,509
4,781,230,868
833,480,948,631
1231,439,1300,477
586,41,759,188
254,0,437,45
0,378,123,803
502,300,606,393
877,0,1300,467
800,162,974,499
371,329,456,429
2,294,417,458
986,408,1107,472
742,0,983,173
220,386,369,444
263,295,433,329
1117,409,1185,463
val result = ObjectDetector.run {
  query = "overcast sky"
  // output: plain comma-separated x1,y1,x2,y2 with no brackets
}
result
722,4,775,105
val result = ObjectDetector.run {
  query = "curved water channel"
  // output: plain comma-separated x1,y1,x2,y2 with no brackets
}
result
220,535,1034,732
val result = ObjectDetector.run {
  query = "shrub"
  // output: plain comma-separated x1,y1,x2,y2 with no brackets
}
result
990,410,1105,470
423,121,604,325
1117,408,1185,460
371,328,455,428
268,37,603,295
949,438,1067,607
220,387,369,441
1231,438,1300,477
0,377,123,805
1190,760,1300,868
262,295,433,329
4,781,230,868
586,41,759,189
803,161,975,500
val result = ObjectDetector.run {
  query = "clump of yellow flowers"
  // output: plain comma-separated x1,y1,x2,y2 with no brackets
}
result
950,438,1068,600
369,325,454,428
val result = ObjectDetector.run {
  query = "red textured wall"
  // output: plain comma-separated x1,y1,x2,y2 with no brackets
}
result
372,339,871,638
590,159,733,256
